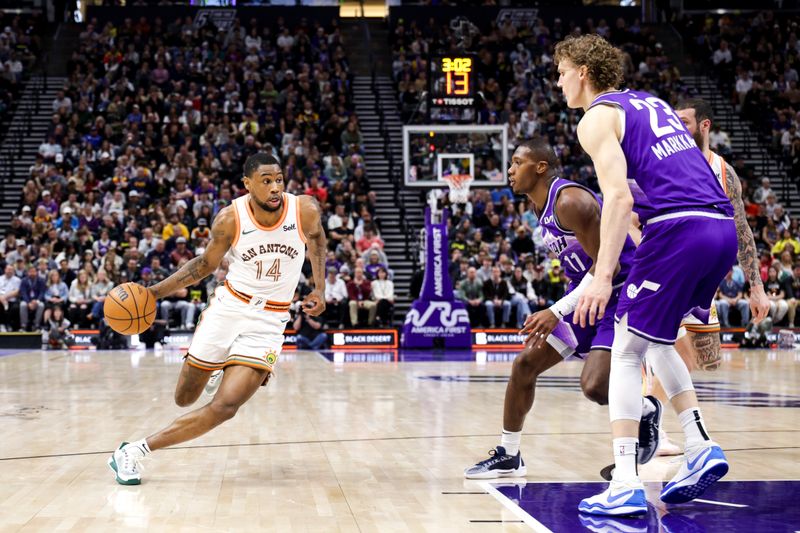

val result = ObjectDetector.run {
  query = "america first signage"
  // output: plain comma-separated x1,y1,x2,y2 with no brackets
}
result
402,208,471,348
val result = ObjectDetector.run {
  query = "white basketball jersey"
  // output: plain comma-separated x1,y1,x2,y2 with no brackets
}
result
225,193,306,303
707,151,728,196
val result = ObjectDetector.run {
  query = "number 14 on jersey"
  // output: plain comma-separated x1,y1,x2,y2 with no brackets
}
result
255,259,281,282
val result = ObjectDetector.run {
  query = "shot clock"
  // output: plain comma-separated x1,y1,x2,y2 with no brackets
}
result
428,55,477,122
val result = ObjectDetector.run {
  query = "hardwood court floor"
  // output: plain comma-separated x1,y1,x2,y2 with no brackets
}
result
0,347,798,532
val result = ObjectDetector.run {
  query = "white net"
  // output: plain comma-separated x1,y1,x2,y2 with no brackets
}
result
443,174,473,204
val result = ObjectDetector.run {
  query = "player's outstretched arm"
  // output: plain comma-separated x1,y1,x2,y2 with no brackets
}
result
724,163,769,323
149,206,235,300
299,195,327,316
574,105,633,327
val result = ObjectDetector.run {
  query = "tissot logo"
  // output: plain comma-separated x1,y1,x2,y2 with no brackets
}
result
283,223,296,232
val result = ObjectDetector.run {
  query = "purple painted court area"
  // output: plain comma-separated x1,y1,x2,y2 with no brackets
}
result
491,480,800,532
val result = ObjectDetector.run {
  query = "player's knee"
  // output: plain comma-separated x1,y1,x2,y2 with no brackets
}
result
581,373,608,405
208,400,239,422
512,347,546,379
174,390,198,407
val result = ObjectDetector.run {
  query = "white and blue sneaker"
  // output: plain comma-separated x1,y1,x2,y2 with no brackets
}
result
660,443,728,504
464,446,526,479
638,396,662,464
578,479,647,516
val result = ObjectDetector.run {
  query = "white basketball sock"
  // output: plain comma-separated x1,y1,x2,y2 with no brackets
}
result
678,407,712,451
127,439,151,456
500,429,522,456
612,437,639,482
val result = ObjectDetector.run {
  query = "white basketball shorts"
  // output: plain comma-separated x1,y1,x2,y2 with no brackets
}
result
185,285,290,373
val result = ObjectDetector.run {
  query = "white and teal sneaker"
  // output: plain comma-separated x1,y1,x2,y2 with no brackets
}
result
464,446,526,479
579,479,647,516
108,442,144,485
660,443,728,504
204,369,223,397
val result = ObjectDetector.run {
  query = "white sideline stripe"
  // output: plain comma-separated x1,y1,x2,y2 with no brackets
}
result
481,481,553,532
694,498,748,508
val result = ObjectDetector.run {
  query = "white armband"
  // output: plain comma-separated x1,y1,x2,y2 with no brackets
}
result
549,273,594,319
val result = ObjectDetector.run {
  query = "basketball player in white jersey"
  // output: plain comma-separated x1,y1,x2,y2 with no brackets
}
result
108,153,327,485
626,99,770,457
674,98,769,367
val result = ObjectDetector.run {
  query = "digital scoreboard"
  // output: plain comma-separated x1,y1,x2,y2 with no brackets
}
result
428,55,477,122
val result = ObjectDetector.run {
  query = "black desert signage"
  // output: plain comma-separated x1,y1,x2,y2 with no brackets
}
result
472,329,526,348
329,330,398,349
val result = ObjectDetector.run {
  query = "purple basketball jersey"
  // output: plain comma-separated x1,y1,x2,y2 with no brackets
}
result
536,177,635,287
589,90,733,223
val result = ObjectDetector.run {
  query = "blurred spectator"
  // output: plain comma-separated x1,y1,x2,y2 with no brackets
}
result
19,266,45,331
43,270,68,323
371,267,395,327
45,306,71,350
67,269,92,328
789,264,800,326
765,265,790,324
508,266,535,328
753,178,773,205
356,224,383,253
715,270,750,327
772,229,800,257
0,264,20,331
88,269,113,326
483,266,511,328
324,267,348,328
160,287,195,330
347,267,375,327
293,306,327,350
458,266,485,327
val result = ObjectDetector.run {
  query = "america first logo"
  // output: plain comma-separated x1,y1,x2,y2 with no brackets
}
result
404,301,470,336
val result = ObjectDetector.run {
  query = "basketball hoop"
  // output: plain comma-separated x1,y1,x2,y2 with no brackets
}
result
443,174,473,204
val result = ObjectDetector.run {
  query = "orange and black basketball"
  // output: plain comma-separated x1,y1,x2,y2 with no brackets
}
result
103,283,157,335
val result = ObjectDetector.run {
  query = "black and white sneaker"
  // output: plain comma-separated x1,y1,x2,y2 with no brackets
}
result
464,446,526,479
638,395,663,464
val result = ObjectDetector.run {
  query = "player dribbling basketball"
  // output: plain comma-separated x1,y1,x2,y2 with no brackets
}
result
108,153,327,485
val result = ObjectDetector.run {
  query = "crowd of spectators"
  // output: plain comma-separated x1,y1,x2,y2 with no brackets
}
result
0,14,401,339
0,14,42,141
682,12,800,183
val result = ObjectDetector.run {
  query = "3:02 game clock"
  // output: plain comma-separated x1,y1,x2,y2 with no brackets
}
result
428,55,477,122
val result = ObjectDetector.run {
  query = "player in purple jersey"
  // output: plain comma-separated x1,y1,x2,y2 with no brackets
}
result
464,139,663,480
555,35,736,517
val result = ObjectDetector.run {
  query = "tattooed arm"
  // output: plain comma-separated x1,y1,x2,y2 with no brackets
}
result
691,331,722,371
299,195,327,316
724,163,770,323
149,206,235,299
